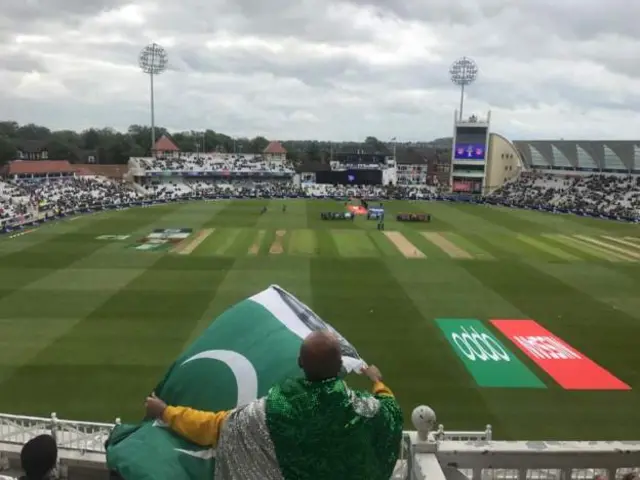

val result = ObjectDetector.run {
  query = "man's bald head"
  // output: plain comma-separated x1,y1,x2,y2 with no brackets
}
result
298,330,343,382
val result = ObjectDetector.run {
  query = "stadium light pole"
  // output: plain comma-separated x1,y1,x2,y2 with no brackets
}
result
390,137,397,162
193,131,204,158
139,43,168,156
449,57,478,122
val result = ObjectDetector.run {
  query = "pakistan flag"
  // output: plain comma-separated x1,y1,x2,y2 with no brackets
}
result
105,285,366,480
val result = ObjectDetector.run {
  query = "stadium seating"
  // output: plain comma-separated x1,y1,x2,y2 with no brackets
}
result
129,153,295,175
0,181,33,228
489,172,640,221
3,166,639,233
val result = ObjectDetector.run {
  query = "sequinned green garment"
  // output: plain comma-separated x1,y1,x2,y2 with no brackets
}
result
265,378,403,480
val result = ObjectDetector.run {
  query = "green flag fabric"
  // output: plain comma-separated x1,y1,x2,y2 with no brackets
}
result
105,285,366,480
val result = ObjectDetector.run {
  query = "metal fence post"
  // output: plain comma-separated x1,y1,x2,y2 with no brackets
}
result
50,412,59,444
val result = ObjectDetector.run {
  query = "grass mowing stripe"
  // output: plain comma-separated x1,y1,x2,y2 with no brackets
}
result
0,207,179,296
421,232,472,259
309,257,506,431
331,229,378,257
400,230,450,259
602,236,640,250
215,228,254,256
0,318,86,384
0,258,237,421
175,228,215,255
443,232,495,260
565,236,637,262
543,234,628,262
530,262,640,321
204,200,267,228
210,228,241,255
516,235,581,261
456,203,549,234
368,231,403,257
460,259,640,438
257,230,276,257
289,229,318,255
314,229,339,256
248,230,266,255
573,235,640,260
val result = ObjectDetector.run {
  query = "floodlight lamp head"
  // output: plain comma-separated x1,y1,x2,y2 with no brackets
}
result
139,43,168,75
449,57,478,87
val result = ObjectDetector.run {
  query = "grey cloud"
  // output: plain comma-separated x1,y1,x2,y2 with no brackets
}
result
0,52,48,73
0,0,129,23
0,0,638,141
348,0,640,42
155,0,377,45
172,46,369,89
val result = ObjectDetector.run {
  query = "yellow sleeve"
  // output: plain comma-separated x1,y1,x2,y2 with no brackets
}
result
162,406,231,447
372,381,394,397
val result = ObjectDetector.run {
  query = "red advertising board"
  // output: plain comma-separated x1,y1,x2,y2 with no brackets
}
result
453,181,472,192
491,319,630,390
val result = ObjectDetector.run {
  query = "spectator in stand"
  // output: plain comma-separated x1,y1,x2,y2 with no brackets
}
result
490,172,640,222
0,434,58,480
144,330,403,480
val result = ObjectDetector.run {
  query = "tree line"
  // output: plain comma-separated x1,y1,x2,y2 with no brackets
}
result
0,121,449,166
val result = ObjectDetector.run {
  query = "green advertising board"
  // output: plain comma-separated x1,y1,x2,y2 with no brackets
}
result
436,318,545,388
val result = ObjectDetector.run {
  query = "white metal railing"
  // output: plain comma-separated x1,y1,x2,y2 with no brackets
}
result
0,412,117,454
1,407,639,480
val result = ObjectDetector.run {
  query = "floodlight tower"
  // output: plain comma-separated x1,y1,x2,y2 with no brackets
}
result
449,57,478,122
138,43,168,154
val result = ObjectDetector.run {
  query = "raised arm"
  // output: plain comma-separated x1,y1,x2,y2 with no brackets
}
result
145,393,231,447
162,407,231,447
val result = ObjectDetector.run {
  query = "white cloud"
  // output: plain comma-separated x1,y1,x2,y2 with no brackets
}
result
0,0,639,140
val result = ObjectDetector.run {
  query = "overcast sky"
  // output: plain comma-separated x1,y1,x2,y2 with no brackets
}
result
1,0,639,141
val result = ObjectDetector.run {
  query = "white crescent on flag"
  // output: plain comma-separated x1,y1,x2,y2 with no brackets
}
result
180,349,259,407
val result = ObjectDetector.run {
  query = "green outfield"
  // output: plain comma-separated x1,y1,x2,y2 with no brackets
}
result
1,199,639,440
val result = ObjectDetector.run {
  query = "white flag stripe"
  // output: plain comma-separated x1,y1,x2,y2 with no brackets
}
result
249,285,366,373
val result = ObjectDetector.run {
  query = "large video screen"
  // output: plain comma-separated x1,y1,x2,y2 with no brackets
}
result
454,126,488,160
316,169,382,185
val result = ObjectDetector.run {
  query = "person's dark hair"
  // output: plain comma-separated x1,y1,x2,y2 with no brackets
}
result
21,435,57,480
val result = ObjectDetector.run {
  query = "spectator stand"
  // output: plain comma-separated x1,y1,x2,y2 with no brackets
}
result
3,164,639,235
488,171,640,223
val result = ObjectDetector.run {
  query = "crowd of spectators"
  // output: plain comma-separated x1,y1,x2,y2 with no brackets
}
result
0,177,144,228
3,170,639,229
131,153,295,174
0,181,31,226
2,174,437,229
138,178,437,200
490,172,640,221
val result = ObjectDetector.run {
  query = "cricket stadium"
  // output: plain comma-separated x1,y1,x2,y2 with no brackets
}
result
1,111,639,479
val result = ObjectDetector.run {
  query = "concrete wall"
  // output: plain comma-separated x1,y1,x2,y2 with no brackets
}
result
486,133,524,193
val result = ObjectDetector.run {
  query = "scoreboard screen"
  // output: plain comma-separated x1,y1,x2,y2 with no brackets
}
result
454,126,487,160
454,144,485,160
